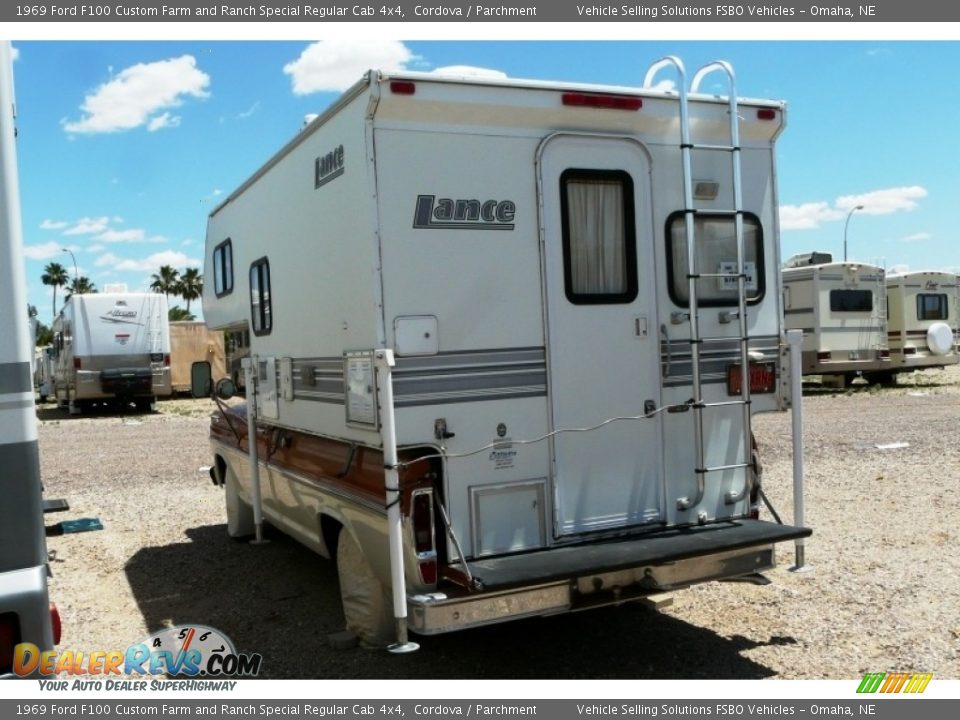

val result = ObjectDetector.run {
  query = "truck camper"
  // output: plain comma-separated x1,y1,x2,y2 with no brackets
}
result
52,292,172,414
199,60,811,647
883,270,958,380
781,254,890,383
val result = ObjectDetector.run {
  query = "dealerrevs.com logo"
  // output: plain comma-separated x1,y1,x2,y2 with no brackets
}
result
14,625,262,686
857,672,933,694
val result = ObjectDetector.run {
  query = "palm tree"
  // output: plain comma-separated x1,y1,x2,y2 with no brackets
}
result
178,267,203,313
168,306,195,322
64,276,97,301
41,262,70,321
150,265,181,300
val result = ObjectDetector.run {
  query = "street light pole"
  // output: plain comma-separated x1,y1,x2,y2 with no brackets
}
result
843,205,864,262
61,247,78,287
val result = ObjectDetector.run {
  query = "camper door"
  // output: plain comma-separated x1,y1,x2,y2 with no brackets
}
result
539,135,664,536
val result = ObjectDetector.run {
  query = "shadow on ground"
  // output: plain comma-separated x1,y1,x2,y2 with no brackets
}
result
125,523,793,680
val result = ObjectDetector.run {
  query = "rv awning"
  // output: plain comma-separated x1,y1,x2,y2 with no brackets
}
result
465,519,811,591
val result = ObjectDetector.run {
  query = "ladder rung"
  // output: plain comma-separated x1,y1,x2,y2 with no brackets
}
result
686,142,739,152
699,462,752,474
688,208,741,216
700,400,750,409
694,272,746,279
695,336,754,344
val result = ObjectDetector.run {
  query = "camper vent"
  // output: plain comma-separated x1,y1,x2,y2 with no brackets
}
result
785,251,833,268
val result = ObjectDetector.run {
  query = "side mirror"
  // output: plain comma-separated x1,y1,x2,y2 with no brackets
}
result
214,377,236,400
190,361,212,398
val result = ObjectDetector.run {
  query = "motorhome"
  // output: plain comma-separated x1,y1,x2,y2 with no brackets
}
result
199,62,810,647
781,254,889,383
52,292,172,414
884,270,958,379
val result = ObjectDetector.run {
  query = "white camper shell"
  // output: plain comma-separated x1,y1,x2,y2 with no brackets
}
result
885,271,958,376
52,292,172,414
201,63,810,645
781,255,890,381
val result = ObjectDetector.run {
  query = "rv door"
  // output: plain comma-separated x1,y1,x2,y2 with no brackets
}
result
538,135,664,536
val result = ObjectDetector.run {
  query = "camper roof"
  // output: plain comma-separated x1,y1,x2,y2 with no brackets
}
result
210,68,787,219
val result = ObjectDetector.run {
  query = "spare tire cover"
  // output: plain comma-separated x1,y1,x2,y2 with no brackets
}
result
926,322,954,356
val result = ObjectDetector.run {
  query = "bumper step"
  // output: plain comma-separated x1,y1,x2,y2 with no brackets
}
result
466,519,811,591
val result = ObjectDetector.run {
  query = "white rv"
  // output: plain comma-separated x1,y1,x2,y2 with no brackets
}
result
884,270,958,377
200,62,810,646
781,254,890,382
52,292,173,414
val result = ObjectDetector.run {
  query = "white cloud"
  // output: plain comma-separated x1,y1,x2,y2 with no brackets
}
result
96,228,146,243
40,219,68,231
147,112,182,132
835,186,927,215
779,202,843,231
23,242,67,261
780,186,927,231
63,216,110,236
95,250,201,273
86,244,106,253
901,232,931,243
237,101,260,119
63,55,210,134
283,40,416,95
430,65,508,80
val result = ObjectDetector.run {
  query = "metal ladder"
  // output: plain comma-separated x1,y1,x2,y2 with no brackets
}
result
643,57,755,512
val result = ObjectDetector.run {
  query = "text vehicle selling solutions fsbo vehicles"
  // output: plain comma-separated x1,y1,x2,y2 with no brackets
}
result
199,59,811,647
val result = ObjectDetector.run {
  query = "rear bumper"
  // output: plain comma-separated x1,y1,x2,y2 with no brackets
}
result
408,519,810,635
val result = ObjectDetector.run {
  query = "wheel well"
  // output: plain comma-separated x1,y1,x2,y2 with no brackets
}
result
319,514,343,559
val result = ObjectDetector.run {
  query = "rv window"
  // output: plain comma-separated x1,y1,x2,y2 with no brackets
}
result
917,293,948,321
249,258,272,336
830,289,873,313
214,239,234,297
666,212,764,307
560,170,638,304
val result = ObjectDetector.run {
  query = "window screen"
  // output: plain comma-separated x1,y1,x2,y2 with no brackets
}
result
213,239,233,297
830,289,873,313
666,212,764,306
917,293,948,321
560,170,637,304
250,258,272,336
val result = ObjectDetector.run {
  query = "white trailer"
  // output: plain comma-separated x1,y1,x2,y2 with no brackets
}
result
200,61,810,647
781,255,890,383
1,41,59,678
52,292,172,414
884,270,958,378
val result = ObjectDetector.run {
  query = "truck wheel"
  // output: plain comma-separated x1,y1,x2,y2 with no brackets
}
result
336,529,394,647
134,397,155,413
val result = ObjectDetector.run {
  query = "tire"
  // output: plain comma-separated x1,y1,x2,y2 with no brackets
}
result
134,397,155,413
336,529,394,647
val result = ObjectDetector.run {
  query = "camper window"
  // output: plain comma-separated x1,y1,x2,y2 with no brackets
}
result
666,212,764,307
830,289,873,313
559,169,638,304
213,239,234,297
917,293,948,321
249,257,272,336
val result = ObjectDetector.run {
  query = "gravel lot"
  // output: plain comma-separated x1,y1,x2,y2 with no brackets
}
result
35,368,960,679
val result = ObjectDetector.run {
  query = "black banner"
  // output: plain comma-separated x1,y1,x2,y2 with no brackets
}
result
4,0,960,23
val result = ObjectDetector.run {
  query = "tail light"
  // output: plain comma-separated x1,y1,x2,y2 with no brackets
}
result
73,357,82,370
164,354,171,367
50,604,62,646
0,612,21,675
411,489,437,585
816,351,831,362
562,92,642,111
727,362,776,396
878,349,890,360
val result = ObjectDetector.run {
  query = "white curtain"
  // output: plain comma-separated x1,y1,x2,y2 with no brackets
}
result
567,179,626,295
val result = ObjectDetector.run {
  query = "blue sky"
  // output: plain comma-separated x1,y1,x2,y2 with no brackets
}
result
10,40,960,323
